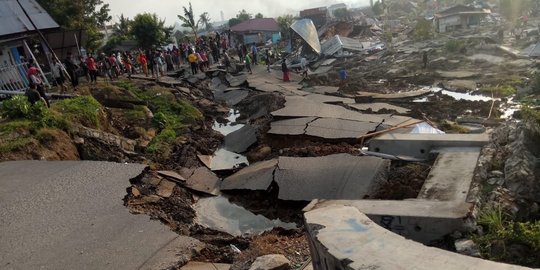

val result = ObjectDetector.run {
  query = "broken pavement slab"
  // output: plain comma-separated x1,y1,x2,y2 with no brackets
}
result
275,154,390,201
198,148,249,171
356,88,431,99
223,125,257,153
221,159,278,191
156,179,177,198
349,103,411,114
214,89,250,106
305,118,380,139
437,70,479,79
269,117,317,136
181,262,231,270
0,160,200,270
157,170,186,183
184,167,221,195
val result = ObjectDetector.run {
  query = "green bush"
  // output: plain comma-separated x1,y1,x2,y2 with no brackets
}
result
52,96,103,128
445,39,466,53
415,18,434,41
1,95,31,119
146,128,178,158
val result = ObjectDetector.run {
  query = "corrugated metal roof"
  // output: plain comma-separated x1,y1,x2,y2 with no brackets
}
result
230,18,280,33
290,19,321,54
321,35,363,56
0,0,59,38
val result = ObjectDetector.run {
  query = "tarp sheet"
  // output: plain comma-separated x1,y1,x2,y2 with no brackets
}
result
290,19,321,54
411,122,445,134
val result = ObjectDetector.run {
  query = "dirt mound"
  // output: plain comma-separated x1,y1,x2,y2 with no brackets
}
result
0,129,79,161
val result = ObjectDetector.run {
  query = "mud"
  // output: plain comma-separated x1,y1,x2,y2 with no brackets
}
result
368,161,432,200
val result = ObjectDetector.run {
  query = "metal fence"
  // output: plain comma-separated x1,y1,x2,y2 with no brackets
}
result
0,62,30,92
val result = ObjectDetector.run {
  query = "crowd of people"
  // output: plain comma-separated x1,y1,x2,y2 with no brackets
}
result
41,32,300,96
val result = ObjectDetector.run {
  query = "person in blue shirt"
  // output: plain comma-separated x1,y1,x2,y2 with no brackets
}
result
251,44,258,65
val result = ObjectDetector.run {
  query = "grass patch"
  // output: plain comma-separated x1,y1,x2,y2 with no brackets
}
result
115,80,202,159
445,39,466,53
0,137,35,153
51,96,103,128
440,122,470,134
479,84,517,97
474,205,540,267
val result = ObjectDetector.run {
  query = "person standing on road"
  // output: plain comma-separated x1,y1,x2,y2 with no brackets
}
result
251,44,258,65
25,82,47,105
51,58,67,94
265,49,271,73
188,50,198,75
245,53,252,74
422,51,428,69
86,55,98,84
64,52,79,91
281,59,290,82
300,57,308,79
138,52,148,77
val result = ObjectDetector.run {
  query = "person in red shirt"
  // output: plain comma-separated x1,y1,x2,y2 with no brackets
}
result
86,55,98,84
138,52,148,77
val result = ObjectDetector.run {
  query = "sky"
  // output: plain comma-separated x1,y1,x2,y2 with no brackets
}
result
103,0,371,26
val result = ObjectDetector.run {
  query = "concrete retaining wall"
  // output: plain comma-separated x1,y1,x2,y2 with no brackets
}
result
304,205,530,270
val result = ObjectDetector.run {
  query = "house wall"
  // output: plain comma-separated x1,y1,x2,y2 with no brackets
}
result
242,31,281,45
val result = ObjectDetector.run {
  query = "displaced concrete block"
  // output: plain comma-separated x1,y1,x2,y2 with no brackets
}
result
249,254,290,270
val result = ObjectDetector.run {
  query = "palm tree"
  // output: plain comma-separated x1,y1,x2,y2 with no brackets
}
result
178,2,199,40
199,12,211,31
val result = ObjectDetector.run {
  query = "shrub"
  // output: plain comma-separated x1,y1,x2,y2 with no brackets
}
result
52,96,103,128
445,39,465,53
1,95,31,119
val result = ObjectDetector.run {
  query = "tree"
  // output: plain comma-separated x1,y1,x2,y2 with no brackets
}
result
177,2,199,40
236,9,252,21
199,12,211,31
255,13,264,19
104,14,132,51
37,0,112,50
277,14,294,40
131,13,171,49
372,0,383,16
228,9,253,27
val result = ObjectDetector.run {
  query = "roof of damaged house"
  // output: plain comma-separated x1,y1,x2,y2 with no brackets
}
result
435,4,491,18
0,0,59,39
300,7,328,17
230,18,280,33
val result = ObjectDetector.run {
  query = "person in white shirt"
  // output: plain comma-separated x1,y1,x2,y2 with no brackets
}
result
52,58,68,94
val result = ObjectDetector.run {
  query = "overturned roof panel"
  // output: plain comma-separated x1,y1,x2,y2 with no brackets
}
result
0,0,59,38
321,35,363,56
290,19,321,54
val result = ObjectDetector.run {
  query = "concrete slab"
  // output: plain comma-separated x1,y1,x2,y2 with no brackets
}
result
368,133,489,159
418,148,481,202
310,200,472,244
356,88,431,99
181,262,231,270
301,86,340,95
184,167,221,195
221,159,278,191
214,89,250,106
269,117,317,136
275,154,390,201
226,74,247,87
0,161,200,270
157,170,186,183
223,125,257,153
349,103,410,114
437,70,479,79
304,205,529,270
303,93,355,104
198,148,249,171
306,118,380,139
272,96,387,123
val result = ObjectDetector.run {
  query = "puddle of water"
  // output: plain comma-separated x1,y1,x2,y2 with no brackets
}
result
194,196,297,236
413,86,498,102
501,97,522,119
206,148,249,171
212,109,245,136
